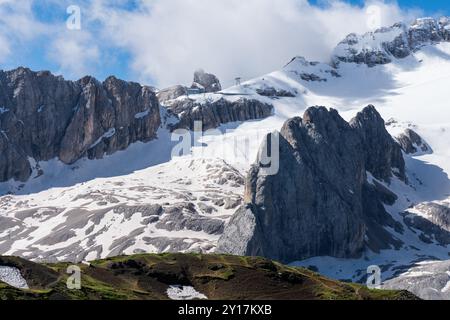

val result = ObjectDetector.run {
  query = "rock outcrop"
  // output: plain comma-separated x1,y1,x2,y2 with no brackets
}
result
333,17,450,66
383,259,450,300
256,86,296,97
396,129,431,155
402,202,450,246
191,69,221,93
167,97,273,131
414,202,450,232
156,85,187,104
350,105,406,182
0,68,160,182
217,105,406,263
156,70,273,131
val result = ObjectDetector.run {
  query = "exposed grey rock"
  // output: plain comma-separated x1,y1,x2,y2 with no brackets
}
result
439,17,450,41
256,87,296,97
396,129,432,155
362,182,404,253
167,97,273,131
334,33,392,66
402,211,450,246
155,203,224,235
108,228,146,254
409,18,443,46
382,24,412,59
0,134,31,182
0,68,161,182
299,73,327,82
14,207,64,221
283,56,340,80
350,105,406,182
198,202,217,214
113,204,163,219
142,237,214,253
63,76,160,164
383,260,450,300
223,197,242,210
416,203,450,232
191,69,221,93
156,85,187,104
142,216,160,224
218,105,405,263
216,205,259,257
371,180,398,206
325,69,342,78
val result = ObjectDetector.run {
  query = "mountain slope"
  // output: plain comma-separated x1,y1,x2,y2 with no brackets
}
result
0,253,417,300
0,158,244,262
0,16,449,299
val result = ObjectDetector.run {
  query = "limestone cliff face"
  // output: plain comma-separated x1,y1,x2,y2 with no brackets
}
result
218,105,406,263
350,105,406,182
166,97,273,131
0,68,161,182
60,76,160,164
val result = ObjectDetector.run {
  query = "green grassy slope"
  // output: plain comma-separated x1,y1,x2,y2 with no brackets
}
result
0,254,417,300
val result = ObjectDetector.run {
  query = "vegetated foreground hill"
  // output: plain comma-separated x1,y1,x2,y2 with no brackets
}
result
0,253,417,300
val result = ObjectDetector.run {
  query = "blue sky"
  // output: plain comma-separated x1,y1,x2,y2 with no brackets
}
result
310,0,450,15
0,0,448,88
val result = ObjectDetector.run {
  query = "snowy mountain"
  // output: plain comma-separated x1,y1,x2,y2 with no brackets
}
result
333,17,450,66
1,17,450,299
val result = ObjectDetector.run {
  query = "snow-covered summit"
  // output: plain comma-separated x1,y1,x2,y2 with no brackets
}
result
333,17,450,67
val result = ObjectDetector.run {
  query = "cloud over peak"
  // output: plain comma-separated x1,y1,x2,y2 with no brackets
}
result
0,0,423,87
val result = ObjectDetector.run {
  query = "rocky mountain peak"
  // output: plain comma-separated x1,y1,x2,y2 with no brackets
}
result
302,105,345,126
285,56,313,67
103,75,122,85
396,128,432,155
218,105,406,263
8,66,33,78
157,69,222,103
411,17,440,30
192,69,222,93
333,16,450,67
350,105,406,182
78,75,99,85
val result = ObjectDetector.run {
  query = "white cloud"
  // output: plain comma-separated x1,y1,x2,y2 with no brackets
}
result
0,0,101,79
49,31,100,79
86,0,422,88
0,0,425,85
0,0,49,62
0,34,11,63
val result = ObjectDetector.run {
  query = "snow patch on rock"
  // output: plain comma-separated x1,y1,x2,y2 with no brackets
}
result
166,285,207,300
0,266,28,289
